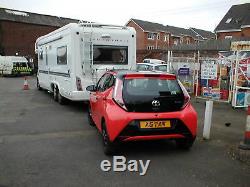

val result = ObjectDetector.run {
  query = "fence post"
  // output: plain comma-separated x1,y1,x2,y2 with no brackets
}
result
195,50,200,97
203,100,213,140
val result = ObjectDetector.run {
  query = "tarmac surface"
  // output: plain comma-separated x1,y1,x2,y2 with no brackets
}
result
0,76,249,187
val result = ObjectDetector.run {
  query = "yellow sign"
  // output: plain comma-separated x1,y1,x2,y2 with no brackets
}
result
231,41,250,51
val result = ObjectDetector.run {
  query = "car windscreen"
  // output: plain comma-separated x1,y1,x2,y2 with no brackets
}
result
13,62,27,67
136,64,153,71
122,78,184,112
154,65,168,71
93,45,128,65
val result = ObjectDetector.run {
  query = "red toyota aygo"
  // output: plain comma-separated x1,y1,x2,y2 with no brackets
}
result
86,70,197,155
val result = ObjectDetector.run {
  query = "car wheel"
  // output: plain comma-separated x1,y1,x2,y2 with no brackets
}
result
58,90,66,105
102,123,115,155
53,86,58,102
176,137,195,150
87,104,95,126
37,78,42,90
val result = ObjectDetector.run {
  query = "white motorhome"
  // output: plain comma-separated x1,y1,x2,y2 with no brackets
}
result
35,22,136,103
0,56,32,76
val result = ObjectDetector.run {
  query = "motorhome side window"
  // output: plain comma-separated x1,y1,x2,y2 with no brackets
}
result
93,45,128,65
57,46,67,65
39,49,43,60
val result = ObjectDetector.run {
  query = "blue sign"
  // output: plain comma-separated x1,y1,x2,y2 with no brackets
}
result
178,68,189,75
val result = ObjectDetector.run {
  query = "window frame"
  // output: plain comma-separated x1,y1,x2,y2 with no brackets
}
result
225,35,232,39
147,32,155,40
147,46,154,50
57,46,67,65
93,45,128,65
96,73,115,92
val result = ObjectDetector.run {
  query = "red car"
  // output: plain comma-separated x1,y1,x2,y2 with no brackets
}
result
86,71,197,155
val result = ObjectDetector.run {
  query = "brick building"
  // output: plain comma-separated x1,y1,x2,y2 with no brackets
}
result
0,8,79,67
215,3,250,39
126,18,215,50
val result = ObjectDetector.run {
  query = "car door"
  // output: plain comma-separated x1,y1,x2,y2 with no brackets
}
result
91,73,115,130
91,73,109,129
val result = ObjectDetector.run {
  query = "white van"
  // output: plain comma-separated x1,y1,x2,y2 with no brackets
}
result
143,58,165,64
35,22,136,103
137,59,172,72
0,56,32,76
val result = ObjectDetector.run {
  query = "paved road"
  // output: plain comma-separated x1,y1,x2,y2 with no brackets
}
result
0,76,249,187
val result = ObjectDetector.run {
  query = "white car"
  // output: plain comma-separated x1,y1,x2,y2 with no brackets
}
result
136,62,169,72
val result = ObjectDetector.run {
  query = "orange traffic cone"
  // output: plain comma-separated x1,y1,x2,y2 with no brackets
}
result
23,76,29,90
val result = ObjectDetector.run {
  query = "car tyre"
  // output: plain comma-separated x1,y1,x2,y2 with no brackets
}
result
87,104,95,126
102,123,115,155
58,90,66,105
53,86,58,102
176,137,195,150
37,78,42,91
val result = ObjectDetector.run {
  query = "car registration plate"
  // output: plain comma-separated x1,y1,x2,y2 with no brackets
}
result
140,120,171,129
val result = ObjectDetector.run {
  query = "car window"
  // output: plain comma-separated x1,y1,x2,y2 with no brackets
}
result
96,73,115,92
103,74,115,91
124,78,182,96
155,65,168,71
137,64,153,71
96,74,109,92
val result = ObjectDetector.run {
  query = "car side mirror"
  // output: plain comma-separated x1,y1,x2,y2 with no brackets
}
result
86,85,96,92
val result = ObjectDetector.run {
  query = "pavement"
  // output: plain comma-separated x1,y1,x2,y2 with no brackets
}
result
0,76,249,187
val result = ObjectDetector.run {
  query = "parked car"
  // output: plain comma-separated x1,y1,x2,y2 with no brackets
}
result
137,58,173,72
136,62,169,72
86,70,197,155
143,58,165,64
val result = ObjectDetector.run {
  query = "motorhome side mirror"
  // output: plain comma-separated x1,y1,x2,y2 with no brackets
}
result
86,85,96,92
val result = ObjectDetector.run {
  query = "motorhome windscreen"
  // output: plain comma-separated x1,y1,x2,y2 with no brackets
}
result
13,62,27,67
93,45,128,65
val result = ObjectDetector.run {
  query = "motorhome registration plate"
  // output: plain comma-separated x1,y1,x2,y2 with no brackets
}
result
140,120,171,129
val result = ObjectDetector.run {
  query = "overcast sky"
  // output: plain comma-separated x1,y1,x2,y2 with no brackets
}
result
0,0,249,31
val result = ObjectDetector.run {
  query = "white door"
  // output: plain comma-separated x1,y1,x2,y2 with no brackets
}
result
55,45,71,97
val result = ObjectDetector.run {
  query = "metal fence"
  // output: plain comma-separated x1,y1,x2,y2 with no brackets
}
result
169,55,196,93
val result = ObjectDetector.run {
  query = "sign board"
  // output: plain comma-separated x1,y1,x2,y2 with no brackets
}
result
201,63,217,80
178,68,189,75
178,63,190,75
231,41,250,51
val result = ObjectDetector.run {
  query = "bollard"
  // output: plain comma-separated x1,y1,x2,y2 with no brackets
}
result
239,106,250,150
203,100,213,140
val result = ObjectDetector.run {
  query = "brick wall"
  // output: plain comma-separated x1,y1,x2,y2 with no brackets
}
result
127,21,145,50
136,49,167,63
216,27,250,39
127,20,171,50
242,27,250,37
0,21,58,66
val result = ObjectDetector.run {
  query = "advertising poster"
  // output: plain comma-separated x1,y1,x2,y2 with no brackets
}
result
201,61,217,80
237,51,250,87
